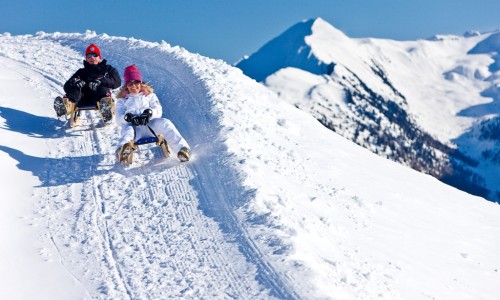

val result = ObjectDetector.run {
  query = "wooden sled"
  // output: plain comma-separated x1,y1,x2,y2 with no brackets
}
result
118,125,170,165
68,97,114,127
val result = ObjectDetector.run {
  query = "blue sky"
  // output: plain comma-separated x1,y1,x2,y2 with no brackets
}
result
2,0,499,63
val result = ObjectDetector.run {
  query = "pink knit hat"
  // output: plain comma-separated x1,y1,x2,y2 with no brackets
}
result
123,65,142,84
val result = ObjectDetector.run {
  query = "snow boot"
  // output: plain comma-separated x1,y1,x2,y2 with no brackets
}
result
98,97,114,123
117,141,135,164
177,147,190,162
54,96,75,117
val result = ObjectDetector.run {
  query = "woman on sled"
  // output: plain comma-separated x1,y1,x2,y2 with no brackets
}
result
115,65,190,164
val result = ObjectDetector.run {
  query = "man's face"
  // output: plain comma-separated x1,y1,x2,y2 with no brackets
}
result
86,53,101,65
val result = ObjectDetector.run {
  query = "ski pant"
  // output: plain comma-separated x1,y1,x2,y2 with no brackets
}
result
118,118,189,154
65,85,109,106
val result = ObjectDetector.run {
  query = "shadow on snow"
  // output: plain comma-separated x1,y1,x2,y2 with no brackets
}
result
0,145,106,187
0,106,73,138
0,106,106,186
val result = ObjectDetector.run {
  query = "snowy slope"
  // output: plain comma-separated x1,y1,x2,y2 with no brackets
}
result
1,32,500,299
236,18,500,203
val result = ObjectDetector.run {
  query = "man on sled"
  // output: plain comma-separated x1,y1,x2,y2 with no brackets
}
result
54,43,121,127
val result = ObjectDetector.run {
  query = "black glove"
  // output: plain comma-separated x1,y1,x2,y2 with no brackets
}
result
70,78,85,89
124,113,134,123
140,109,153,125
125,113,143,126
132,116,142,126
88,80,101,92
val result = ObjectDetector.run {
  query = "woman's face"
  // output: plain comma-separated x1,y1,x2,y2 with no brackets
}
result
126,80,142,94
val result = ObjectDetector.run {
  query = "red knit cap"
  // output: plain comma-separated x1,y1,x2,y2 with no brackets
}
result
123,65,142,84
85,44,101,58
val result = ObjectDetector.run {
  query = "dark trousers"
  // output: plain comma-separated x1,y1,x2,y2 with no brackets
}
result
65,86,109,107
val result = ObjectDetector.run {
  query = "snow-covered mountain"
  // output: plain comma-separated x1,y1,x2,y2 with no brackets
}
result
1,31,500,299
236,18,500,203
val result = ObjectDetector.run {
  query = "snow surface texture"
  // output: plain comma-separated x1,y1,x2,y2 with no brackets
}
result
1,31,500,299
237,18,500,203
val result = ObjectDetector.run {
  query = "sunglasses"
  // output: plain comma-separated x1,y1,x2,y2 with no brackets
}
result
126,80,142,86
86,53,99,59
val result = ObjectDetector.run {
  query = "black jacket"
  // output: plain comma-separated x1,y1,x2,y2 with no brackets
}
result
64,59,121,105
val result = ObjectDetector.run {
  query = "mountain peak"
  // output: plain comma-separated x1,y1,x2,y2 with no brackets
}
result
301,17,347,38
236,18,343,81
309,17,349,39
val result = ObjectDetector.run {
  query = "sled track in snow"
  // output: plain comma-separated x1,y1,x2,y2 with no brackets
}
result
108,44,296,298
132,52,297,299
32,39,296,299
40,116,265,299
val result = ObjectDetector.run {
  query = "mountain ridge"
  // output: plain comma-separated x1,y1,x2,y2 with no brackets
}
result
236,18,500,202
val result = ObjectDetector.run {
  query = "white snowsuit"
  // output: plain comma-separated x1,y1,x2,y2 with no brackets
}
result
115,91,189,154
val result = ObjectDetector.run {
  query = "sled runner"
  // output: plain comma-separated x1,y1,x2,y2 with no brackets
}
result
55,96,114,127
117,124,170,165
70,97,114,127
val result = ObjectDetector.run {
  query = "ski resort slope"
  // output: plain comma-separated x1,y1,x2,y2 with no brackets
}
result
1,32,500,299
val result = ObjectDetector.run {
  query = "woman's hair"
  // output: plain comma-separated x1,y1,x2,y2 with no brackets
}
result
116,82,154,98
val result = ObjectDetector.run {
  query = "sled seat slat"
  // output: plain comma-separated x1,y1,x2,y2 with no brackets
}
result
76,104,98,110
135,136,159,145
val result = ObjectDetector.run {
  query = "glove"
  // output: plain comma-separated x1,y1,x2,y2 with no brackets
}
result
70,78,85,89
124,113,134,123
125,114,142,126
140,109,153,125
88,80,101,92
132,116,142,126
125,113,143,126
